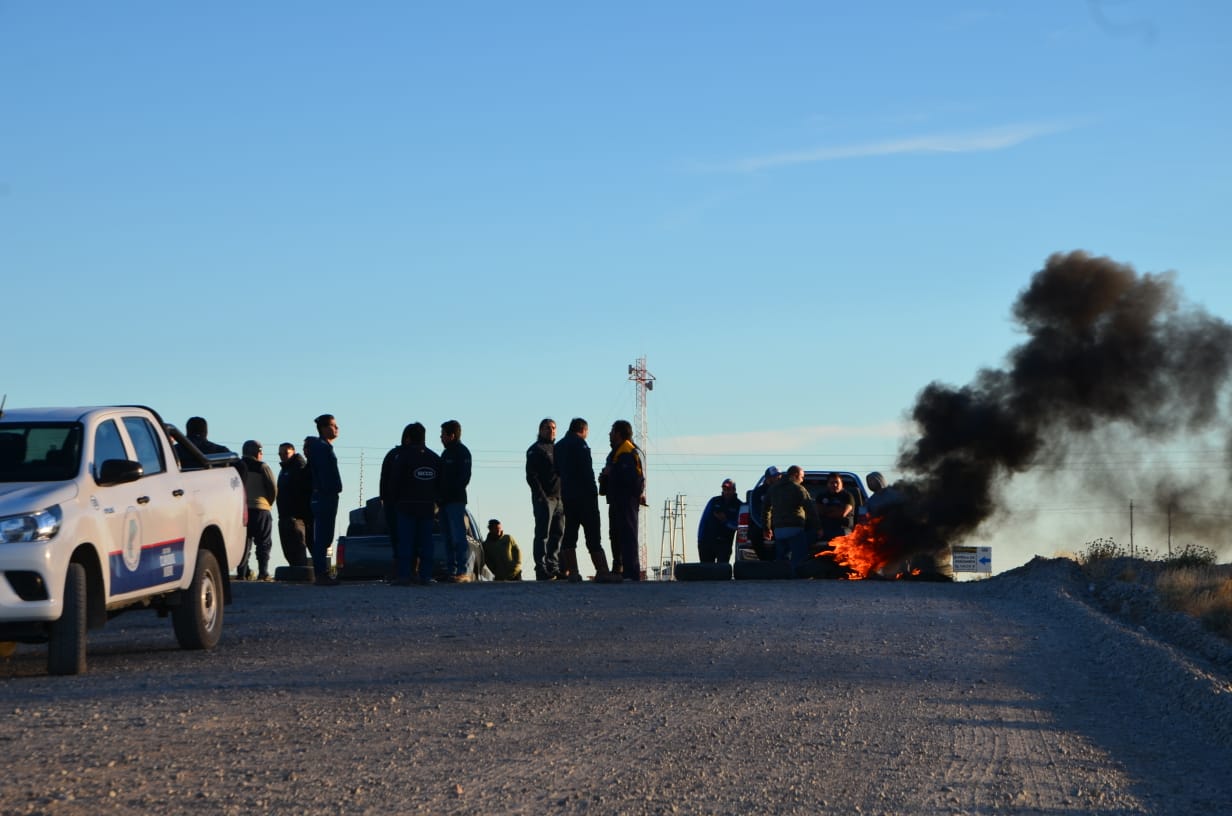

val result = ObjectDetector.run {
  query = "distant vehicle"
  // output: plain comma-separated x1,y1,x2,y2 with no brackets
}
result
733,470,869,564
334,497,488,581
0,405,247,674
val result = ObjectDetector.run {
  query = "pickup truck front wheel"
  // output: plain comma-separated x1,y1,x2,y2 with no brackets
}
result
48,563,88,676
173,549,223,650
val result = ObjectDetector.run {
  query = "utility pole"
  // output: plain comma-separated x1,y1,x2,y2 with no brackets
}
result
629,356,655,579
1167,502,1173,556
1129,501,1134,558
658,494,687,580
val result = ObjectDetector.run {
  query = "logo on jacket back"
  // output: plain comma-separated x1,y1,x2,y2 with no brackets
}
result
415,467,437,481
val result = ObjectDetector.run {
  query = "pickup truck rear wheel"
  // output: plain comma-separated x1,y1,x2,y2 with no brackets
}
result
47,563,88,675
173,549,223,650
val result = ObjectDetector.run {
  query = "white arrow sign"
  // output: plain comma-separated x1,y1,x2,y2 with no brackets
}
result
952,546,992,574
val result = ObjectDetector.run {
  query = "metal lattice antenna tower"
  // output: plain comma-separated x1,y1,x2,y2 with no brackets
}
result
628,356,655,578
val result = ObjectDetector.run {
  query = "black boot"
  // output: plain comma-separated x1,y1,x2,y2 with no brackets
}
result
589,547,622,583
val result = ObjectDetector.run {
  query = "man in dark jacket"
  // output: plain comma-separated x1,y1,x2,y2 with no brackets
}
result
176,416,247,486
176,416,229,463
817,472,856,541
746,466,781,561
438,419,473,582
379,426,418,552
389,422,441,585
555,417,619,582
526,418,565,581
599,419,645,581
276,442,311,568
240,440,278,581
306,413,343,586
697,478,741,564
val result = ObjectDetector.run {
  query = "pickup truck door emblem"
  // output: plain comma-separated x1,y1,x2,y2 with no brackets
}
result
122,509,142,571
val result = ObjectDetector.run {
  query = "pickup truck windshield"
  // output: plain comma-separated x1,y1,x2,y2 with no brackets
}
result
0,423,83,483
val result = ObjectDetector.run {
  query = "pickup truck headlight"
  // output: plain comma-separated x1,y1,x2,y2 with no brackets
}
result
0,505,62,544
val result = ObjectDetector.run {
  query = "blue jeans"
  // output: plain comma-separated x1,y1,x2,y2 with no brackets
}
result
532,496,565,578
310,492,339,577
774,527,812,577
440,502,469,576
396,511,435,582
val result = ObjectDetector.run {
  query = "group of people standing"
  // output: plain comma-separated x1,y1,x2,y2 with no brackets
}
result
694,467,903,577
183,412,649,587
182,413,347,587
376,419,474,586
525,417,646,582
758,468,900,576
245,414,344,587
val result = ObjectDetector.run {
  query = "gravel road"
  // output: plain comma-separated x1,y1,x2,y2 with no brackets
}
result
3,558,1231,815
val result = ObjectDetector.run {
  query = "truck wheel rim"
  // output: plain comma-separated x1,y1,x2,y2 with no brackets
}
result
200,566,218,630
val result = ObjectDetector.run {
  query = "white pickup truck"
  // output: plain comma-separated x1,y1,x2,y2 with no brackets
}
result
0,405,247,674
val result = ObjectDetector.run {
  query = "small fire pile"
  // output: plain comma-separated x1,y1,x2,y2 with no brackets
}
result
816,511,948,581
817,516,896,580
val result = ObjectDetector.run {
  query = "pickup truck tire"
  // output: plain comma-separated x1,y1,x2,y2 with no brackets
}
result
173,550,224,650
47,563,88,676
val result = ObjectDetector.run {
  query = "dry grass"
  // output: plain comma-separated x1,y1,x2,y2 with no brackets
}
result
1155,565,1232,640
1079,537,1232,642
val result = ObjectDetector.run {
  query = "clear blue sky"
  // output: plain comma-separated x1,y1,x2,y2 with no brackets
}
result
3,2,1229,573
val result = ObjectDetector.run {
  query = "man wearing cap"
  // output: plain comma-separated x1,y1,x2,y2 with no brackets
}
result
240,440,278,581
697,478,742,564
746,466,782,561
482,519,523,581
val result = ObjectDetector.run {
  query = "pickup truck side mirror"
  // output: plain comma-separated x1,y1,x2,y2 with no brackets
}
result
97,459,144,486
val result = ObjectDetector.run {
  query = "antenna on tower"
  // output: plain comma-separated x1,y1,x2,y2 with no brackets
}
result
628,356,655,579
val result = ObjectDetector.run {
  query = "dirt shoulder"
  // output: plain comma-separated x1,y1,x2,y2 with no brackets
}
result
3,560,1231,815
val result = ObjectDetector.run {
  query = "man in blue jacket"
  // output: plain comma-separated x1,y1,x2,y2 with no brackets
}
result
697,478,741,564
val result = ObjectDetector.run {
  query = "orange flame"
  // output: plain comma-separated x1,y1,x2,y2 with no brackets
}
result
818,516,893,580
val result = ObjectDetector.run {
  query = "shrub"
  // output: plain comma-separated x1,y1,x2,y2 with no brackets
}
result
1077,539,1232,645
1163,543,1217,569
1079,537,1125,564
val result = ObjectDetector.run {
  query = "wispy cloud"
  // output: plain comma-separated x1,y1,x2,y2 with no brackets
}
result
658,421,910,455
716,121,1078,174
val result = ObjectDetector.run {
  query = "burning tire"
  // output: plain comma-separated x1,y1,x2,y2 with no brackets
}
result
798,558,850,580
733,560,792,580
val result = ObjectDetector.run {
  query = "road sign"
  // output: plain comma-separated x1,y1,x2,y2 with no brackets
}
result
952,545,992,573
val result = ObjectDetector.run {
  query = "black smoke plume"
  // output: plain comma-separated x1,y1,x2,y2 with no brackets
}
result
886,251,1232,565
